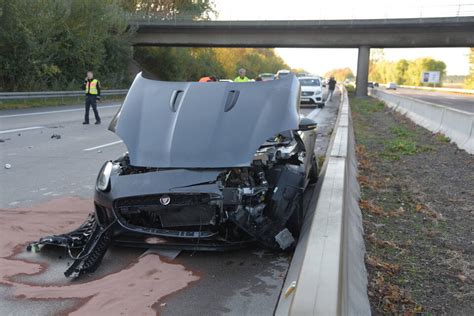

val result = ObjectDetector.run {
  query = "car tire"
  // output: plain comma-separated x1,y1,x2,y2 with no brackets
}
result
309,156,319,184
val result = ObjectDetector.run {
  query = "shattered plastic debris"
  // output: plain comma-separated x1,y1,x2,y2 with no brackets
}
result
275,228,295,250
51,134,61,139
4,163,11,169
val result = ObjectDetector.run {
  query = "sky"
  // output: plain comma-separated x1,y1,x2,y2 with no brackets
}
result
212,0,473,75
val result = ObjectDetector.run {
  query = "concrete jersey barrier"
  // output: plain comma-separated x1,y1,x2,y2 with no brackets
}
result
275,87,370,315
370,89,474,154
398,85,474,95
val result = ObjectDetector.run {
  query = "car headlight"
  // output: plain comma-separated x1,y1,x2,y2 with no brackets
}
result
96,161,113,191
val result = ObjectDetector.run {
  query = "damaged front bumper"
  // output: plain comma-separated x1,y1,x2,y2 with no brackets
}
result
29,165,305,278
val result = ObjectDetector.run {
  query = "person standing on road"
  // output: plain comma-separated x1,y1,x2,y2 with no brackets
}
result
82,71,101,125
327,76,337,101
234,68,250,82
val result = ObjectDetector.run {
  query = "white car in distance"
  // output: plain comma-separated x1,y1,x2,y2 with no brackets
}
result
299,76,325,108
276,69,291,79
386,82,397,90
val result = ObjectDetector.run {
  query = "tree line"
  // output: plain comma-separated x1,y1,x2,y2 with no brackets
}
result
324,68,354,82
369,57,447,87
134,47,288,81
324,49,474,89
0,0,287,91
464,48,474,89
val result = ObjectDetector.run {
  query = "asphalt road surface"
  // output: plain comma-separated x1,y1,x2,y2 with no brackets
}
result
0,90,339,315
386,87,474,113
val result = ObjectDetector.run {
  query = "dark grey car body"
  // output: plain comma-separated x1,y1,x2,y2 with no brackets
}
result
31,74,318,277
96,73,318,249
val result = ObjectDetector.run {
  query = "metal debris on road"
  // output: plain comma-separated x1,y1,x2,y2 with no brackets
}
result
51,134,61,139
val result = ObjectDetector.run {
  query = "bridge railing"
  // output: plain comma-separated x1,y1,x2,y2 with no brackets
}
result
128,3,474,22
0,90,128,101
275,87,370,315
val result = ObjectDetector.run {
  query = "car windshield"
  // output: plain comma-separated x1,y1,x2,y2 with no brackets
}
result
299,79,320,86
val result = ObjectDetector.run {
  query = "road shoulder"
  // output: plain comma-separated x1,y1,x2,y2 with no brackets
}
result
351,95,474,315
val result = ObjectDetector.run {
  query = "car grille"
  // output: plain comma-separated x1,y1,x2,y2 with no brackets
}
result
115,194,217,228
301,91,314,96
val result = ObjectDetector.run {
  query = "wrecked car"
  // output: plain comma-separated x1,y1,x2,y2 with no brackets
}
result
29,73,319,277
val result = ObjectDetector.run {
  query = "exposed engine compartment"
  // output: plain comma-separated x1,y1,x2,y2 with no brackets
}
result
107,132,308,250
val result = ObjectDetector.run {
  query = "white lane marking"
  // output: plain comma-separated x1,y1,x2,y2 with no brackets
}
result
0,126,44,134
0,104,120,119
83,140,123,152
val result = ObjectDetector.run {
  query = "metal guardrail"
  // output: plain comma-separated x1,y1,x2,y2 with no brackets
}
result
0,89,128,101
276,87,370,315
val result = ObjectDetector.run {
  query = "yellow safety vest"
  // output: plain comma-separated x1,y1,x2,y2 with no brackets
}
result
85,79,99,95
234,76,249,82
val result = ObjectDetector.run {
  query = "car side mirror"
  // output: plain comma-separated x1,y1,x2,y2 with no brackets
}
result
299,117,317,131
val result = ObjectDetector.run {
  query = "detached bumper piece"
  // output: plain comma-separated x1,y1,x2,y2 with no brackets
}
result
27,213,115,278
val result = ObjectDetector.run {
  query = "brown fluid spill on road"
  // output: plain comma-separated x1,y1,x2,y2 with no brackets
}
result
0,197,200,315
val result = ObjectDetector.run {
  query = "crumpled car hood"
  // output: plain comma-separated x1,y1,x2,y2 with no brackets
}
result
109,73,300,168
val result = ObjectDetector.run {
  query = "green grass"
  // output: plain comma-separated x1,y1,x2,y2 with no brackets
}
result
351,97,385,115
389,126,412,138
434,133,450,143
0,95,125,110
352,96,435,160
345,84,355,93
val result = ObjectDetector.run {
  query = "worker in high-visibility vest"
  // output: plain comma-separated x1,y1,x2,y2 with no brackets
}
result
234,68,250,82
81,71,101,125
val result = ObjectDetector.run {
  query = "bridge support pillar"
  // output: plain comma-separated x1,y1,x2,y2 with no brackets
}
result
356,46,370,98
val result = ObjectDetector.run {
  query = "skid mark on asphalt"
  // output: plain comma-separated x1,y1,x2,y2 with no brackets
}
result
0,197,200,315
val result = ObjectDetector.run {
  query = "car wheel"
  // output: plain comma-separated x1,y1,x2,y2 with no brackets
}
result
309,156,319,184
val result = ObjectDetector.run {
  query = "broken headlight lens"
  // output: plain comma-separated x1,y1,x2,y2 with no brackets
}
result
96,161,113,191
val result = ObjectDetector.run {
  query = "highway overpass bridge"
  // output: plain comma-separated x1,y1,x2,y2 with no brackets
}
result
130,16,474,97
